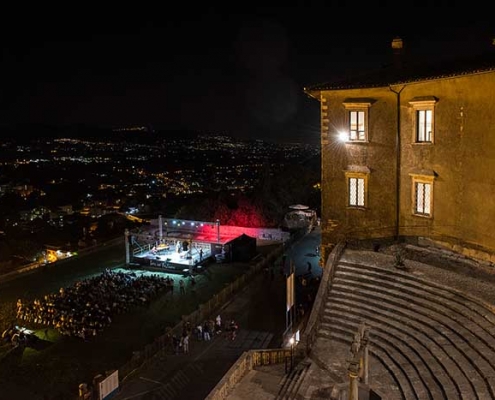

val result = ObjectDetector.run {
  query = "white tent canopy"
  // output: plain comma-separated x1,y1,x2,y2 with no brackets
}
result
289,204,309,210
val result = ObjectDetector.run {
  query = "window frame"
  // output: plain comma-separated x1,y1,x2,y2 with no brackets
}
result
348,110,366,141
342,99,374,143
345,171,369,209
410,174,435,218
409,97,438,144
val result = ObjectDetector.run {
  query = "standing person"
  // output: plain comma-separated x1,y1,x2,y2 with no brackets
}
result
199,248,203,262
297,303,305,320
215,314,222,334
229,319,238,340
182,333,189,354
203,321,211,341
183,321,192,337
172,335,180,355
207,319,215,337
196,323,203,341
179,279,185,295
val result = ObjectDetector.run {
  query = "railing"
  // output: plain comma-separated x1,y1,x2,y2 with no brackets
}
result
0,261,40,283
253,348,291,365
300,241,346,356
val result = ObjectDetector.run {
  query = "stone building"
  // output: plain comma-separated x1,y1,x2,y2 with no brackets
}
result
304,38,495,264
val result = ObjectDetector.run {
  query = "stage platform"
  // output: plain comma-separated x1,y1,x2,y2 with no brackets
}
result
131,245,212,275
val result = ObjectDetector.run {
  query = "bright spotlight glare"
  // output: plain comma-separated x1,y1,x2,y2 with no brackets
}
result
338,131,348,142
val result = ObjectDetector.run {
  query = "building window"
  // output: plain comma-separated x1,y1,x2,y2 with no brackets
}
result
414,182,431,215
409,96,437,144
416,109,432,142
349,177,365,206
349,111,366,141
410,173,435,217
345,168,370,209
342,98,375,143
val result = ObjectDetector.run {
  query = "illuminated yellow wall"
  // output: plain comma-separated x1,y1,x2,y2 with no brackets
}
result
320,86,398,246
317,70,495,262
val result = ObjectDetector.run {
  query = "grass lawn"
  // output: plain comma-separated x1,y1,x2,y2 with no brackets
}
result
0,259,263,400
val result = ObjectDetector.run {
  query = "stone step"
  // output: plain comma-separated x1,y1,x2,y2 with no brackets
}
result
323,293,495,398
327,294,495,370
327,264,495,399
321,313,462,400
319,328,417,400
151,382,177,399
328,278,495,398
275,360,311,400
161,362,204,399
334,268,493,330
324,301,487,399
329,282,495,370
337,262,495,328
332,271,495,353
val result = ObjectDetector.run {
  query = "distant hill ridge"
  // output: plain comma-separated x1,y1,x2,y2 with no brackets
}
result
0,123,206,144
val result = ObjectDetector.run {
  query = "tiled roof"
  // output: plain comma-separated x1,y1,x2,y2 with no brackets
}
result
304,50,495,93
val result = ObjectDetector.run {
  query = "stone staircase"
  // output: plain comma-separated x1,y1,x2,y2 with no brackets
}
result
318,261,495,400
275,359,312,400
142,362,205,400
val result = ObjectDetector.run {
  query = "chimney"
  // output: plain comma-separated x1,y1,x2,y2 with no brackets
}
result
391,37,404,69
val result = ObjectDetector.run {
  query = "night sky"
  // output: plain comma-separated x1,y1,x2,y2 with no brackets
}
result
1,3,492,143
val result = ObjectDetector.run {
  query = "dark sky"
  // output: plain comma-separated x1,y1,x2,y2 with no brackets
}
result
1,3,493,143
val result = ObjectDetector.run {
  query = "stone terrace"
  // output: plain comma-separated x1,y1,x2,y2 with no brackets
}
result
306,248,495,400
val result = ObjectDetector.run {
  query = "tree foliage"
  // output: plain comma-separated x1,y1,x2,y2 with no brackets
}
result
173,156,320,228
9,239,44,262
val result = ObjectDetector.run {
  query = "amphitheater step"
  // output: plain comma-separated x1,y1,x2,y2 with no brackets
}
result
322,310,477,400
319,329,415,400
330,275,495,396
337,262,495,330
329,294,494,396
333,265,495,371
315,261,495,400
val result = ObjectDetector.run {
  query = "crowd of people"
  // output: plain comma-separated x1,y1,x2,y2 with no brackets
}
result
15,269,173,340
171,314,239,354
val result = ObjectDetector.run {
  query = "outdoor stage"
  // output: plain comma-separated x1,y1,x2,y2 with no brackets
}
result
130,241,214,275
125,216,285,275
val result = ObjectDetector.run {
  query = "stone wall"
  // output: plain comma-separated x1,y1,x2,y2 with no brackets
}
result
318,71,495,263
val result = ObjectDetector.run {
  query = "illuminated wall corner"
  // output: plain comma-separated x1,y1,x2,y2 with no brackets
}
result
321,95,329,145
